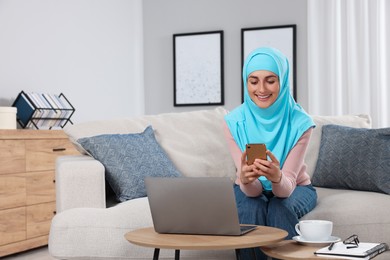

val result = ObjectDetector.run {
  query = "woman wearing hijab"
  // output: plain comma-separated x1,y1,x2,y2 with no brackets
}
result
224,47,317,245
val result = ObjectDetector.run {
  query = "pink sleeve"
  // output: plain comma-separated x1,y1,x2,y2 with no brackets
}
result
272,128,313,198
223,121,263,197
223,121,313,198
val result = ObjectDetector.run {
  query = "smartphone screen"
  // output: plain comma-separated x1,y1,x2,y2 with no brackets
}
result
246,143,267,165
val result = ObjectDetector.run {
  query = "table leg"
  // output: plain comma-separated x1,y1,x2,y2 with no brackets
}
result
235,249,241,260
250,248,257,259
153,248,160,260
175,249,180,260
236,248,257,260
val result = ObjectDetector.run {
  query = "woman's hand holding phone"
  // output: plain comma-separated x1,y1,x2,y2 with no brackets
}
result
240,144,282,185
240,150,261,184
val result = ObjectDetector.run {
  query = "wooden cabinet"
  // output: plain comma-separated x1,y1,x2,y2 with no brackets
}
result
0,130,79,257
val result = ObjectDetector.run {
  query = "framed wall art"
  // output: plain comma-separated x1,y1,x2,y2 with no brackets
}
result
173,30,224,106
241,25,297,101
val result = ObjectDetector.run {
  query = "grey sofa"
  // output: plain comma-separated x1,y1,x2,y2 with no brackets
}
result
49,107,390,259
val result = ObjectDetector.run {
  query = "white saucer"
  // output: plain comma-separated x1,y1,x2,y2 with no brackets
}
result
292,235,341,246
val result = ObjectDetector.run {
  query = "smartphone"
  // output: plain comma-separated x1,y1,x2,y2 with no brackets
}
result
246,143,267,165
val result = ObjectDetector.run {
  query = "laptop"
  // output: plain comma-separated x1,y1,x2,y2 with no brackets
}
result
145,176,257,236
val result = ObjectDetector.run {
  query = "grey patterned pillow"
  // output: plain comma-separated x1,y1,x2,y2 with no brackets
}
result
78,126,181,202
312,124,390,194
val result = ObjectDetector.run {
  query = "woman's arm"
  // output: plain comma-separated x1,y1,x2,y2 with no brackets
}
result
272,128,313,198
223,121,263,197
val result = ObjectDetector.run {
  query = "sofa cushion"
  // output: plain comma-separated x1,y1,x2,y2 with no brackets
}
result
302,187,390,246
64,107,236,179
311,125,390,194
305,115,371,178
49,197,236,259
78,126,181,202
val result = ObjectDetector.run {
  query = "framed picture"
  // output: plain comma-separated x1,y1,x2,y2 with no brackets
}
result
241,25,297,101
173,30,224,106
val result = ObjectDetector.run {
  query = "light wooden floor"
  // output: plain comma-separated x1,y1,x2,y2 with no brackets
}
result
2,246,54,260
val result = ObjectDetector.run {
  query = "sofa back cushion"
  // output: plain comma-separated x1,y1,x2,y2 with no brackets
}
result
305,114,371,178
64,107,236,179
65,108,372,180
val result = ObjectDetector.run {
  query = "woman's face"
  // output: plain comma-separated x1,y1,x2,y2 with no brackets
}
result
247,70,279,108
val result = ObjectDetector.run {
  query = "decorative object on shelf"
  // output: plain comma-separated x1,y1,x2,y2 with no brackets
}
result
0,106,17,129
173,30,224,106
12,91,75,130
241,24,297,101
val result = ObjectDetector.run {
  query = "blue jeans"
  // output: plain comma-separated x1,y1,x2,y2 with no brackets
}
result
234,184,317,259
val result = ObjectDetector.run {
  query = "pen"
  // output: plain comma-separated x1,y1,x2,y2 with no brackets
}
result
328,242,335,251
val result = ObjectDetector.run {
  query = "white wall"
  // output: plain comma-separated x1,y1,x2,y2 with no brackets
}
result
143,0,308,115
1,0,309,124
0,0,144,124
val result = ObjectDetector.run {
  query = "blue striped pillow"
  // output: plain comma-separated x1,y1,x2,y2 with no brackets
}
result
78,125,181,201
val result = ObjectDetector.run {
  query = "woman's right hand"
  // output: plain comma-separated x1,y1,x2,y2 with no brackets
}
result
240,150,260,184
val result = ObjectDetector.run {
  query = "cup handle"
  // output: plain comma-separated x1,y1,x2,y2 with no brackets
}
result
295,223,302,236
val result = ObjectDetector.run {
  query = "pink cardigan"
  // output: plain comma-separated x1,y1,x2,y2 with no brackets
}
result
223,121,313,198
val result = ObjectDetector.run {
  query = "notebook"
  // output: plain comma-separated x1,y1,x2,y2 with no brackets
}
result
144,176,257,236
315,242,389,259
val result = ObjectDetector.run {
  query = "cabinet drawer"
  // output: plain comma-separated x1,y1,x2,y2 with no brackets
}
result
26,171,55,205
0,207,26,246
25,139,78,172
0,140,25,175
0,173,26,210
26,202,56,239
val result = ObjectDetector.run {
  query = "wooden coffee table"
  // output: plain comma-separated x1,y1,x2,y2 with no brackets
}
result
125,226,287,260
260,240,346,260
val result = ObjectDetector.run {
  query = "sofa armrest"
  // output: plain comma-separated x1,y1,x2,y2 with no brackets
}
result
55,155,106,213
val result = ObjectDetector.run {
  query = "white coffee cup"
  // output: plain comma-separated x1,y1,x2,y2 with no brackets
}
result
295,220,333,241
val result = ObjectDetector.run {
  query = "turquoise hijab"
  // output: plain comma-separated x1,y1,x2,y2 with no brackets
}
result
225,47,315,191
